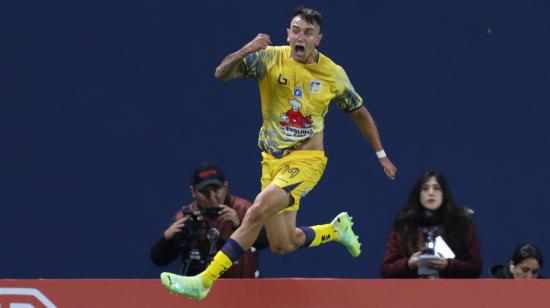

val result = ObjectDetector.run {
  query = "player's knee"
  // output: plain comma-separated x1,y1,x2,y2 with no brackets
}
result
242,204,269,227
268,236,300,255
269,242,294,255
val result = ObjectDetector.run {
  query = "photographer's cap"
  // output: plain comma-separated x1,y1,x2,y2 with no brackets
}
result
192,162,225,190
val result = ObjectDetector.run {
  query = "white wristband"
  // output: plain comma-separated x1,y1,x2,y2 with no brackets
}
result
376,150,387,158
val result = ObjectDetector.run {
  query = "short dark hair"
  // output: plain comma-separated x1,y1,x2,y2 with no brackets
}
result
510,244,544,267
292,6,322,29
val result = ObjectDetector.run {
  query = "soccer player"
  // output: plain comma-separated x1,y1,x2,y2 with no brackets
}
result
161,6,397,300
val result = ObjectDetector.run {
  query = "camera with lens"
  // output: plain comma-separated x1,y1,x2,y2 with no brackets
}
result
417,230,439,278
181,206,222,237
178,206,222,276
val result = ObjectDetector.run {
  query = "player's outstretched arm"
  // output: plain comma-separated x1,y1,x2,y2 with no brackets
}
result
350,106,397,180
214,33,272,81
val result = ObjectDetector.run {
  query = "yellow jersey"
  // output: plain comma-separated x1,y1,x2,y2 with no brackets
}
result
243,46,363,158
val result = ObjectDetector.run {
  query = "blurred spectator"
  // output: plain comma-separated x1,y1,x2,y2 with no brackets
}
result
490,243,544,279
150,162,266,278
380,170,482,278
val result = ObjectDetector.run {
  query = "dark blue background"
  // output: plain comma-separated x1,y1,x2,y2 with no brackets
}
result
2,0,549,278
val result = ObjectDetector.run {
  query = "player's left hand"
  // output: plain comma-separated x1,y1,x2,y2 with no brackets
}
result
219,204,240,228
379,157,397,180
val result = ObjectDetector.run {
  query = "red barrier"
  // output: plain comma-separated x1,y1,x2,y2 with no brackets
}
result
1,279,549,308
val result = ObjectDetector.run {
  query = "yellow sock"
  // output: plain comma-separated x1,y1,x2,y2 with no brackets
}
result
308,224,339,247
201,251,232,287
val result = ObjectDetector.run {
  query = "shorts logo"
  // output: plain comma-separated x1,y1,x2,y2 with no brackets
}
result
281,164,300,178
310,81,322,94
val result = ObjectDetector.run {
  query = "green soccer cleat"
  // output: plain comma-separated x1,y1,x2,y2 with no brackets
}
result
160,272,211,301
331,212,362,257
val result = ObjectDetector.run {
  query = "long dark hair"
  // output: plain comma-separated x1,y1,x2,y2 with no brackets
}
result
510,244,544,267
393,171,473,257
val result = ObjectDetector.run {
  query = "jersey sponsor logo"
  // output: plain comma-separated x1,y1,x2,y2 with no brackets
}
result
310,81,322,94
277,74,288,85
293,86,303,98
279,99,314,137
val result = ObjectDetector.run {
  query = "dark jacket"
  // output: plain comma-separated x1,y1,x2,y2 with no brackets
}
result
151,195,262,278
380,226,482,278
489,265,513,278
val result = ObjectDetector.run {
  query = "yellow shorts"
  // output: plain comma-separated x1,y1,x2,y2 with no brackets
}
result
261,150,327,212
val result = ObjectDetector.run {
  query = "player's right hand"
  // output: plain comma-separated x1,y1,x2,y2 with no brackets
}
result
379,156,397,180
243,33,272,54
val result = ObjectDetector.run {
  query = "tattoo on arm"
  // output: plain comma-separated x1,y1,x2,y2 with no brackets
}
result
215,51,246,81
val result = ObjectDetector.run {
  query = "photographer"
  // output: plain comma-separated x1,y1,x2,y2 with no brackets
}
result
151,162,264,278
380,171,482,278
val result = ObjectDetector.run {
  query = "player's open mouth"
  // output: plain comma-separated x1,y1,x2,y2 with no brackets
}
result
294,45,305,55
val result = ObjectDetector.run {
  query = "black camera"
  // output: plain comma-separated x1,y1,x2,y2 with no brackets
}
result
178,206,222,276
417,229,439,278
201,206,223,218
181,206,222,237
